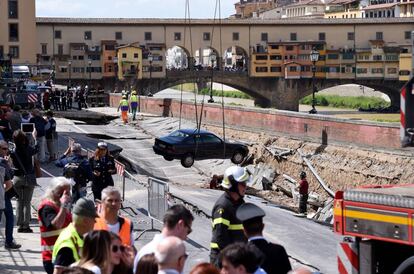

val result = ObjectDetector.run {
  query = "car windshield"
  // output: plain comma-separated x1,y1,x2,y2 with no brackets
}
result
169,130,190,138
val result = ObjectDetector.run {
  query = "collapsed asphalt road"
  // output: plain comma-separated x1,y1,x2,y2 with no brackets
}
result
54,108,339,273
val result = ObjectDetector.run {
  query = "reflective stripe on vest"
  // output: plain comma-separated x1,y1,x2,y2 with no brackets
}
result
94,216,132,246
38,199,72,262
212,217,243,231
210,242,219,249
120,99,129,111
130,95,138,103
52,223,83,263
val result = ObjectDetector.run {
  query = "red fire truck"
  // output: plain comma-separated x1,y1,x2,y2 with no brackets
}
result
334,185,414,273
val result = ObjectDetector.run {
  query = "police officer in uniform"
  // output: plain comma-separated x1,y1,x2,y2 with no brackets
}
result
210,166,250,267
236,203,292,274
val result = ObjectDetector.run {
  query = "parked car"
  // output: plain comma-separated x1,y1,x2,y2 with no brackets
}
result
153,128,249,168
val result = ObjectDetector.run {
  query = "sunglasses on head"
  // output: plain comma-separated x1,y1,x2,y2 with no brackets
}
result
112,245,125,253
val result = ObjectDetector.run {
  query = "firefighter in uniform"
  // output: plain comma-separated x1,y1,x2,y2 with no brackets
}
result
210,166,251,267
129,90,139,121
117,95,129,124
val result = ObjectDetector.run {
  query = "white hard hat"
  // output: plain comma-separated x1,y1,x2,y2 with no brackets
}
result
221,166,251,190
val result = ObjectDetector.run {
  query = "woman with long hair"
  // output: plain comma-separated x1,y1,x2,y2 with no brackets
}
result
10,129,38,233
77,230,112,274
110,232,135,274
89,142,116,201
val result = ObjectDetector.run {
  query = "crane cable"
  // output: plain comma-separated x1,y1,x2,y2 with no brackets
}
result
218,0,226,159
197,0,220,132
179,0,189,130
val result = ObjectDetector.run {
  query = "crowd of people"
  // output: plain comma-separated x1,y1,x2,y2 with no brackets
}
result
41,87,88,111
0,104,313,273
34,161,312,274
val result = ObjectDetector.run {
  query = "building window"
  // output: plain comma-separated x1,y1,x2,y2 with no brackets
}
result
8,0,18,19
134,53,139,58
270,45,279,50
115,32,122,40
319,32,326,41
174,32,181,41
203,32,211,41
84,31,92,40
371,68,383,74
270,55,282,60
376,32,383,40
41,44,47,55
255,66,268,73
122,53,127,58
270,66,281,72
54,30,62,39
9,23,18,42
347,32,355,41
373,55,382,61
290,33,297,41
327,54,339,60
0,46,4,58
145,32,152,41
58,44,63,55
405,31,411,40
261,33,268,42
233,32,239,41
387,67,397,74
255,55,268,61
9,46,19,59
357,68,367,74
105,44,115,51
286,45,294,51
78,55,84,60
289,66,297,72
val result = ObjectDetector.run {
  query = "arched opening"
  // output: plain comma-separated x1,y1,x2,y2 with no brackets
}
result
194,47,220,70
166,46,190,70
223,46,248,72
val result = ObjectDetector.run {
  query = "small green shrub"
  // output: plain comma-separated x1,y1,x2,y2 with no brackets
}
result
299,94,390,109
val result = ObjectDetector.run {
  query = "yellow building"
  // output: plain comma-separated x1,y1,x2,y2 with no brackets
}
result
117,43,142,81
399,51,412,82
0,0,36,66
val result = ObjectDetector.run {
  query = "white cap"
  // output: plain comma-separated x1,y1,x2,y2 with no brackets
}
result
97,142,108,148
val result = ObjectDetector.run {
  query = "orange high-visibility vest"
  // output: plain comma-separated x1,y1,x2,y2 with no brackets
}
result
38,199,72,261
94,216,132,246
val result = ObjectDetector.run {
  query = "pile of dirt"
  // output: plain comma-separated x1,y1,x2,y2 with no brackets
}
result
204,124,414,210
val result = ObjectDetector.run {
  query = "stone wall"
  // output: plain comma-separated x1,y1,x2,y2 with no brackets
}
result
110,93,400,149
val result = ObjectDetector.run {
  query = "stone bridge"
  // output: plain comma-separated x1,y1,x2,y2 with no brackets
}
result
134,70,403,111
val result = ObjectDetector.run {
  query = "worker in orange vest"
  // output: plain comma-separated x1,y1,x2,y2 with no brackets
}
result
94,186,134,247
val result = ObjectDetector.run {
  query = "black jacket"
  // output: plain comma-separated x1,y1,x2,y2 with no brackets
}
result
210,192,246,254
249,238,292,274
89,155,116,191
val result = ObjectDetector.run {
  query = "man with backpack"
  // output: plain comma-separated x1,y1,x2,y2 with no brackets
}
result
55,143,92,204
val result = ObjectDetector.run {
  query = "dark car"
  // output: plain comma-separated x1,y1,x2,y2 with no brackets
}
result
153,128,249,168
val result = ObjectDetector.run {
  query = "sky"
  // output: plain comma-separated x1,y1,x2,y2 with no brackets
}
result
36,0,236,19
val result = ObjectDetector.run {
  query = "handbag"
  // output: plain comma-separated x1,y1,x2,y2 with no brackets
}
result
34,158,42,178
12,152,38,187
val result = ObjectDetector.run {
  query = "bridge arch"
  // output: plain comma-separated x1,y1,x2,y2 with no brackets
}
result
166,45,191,69
299,79,402,110
223,46,248,72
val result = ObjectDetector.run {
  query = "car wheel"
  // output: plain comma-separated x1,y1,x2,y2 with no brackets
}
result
231,150,245,164
163,155,174,161
181,154,194,168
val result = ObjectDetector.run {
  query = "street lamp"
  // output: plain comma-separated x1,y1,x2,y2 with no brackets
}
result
88,59,92,91
208,53,216,103
68,59,72,89
309,48,319,114
148,52,153,95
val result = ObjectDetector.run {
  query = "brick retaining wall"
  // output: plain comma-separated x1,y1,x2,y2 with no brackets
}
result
110,93,400,149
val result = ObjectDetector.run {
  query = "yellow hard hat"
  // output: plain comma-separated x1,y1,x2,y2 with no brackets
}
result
122,95,127,99
131,90,137,95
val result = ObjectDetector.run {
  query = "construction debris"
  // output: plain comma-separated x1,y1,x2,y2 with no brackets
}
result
298,149,335,198
247,163,276,191
311,199,334,224
264,145,294,161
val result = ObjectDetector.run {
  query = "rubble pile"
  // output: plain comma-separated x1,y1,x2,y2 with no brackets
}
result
205,124,414,225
